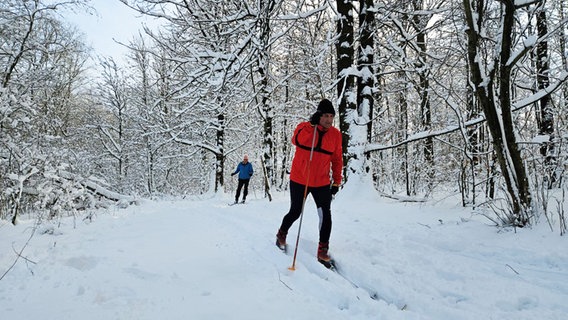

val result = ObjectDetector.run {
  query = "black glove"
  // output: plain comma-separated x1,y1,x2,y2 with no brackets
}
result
331,184,339,195
309,111,322,125
231,172,236,176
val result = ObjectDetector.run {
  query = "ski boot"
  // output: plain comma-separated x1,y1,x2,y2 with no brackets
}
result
317,242,336,269
276,229,287,252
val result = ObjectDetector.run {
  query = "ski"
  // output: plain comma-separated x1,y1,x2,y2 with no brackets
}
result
323,260,381,302
280,247,408,310
275,240,287,253
322,259,408,310
318,258,337,271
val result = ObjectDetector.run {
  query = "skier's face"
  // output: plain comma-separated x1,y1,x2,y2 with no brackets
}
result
319,113,334,129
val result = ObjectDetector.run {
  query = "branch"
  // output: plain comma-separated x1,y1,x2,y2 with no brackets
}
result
169,132,221,155
365,116,484,153
0,222,37,281
512,71,568,109
513,0,542,9
58,171,137,204
365,72,568,153
507,35,536,67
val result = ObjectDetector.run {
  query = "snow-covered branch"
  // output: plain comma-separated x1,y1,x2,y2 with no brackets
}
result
366,73,568,153
57,171,137,205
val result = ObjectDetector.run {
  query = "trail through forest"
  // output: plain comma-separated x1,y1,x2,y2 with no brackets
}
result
1,186,567,319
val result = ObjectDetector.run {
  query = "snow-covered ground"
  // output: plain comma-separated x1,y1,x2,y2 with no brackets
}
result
1,184,567,320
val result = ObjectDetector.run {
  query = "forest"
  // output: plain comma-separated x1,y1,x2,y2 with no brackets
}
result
1,0,567,232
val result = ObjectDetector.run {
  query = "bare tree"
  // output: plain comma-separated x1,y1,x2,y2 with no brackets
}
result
121,0,337,196
93,58,133,192
462,0,555,226
0,0,96,223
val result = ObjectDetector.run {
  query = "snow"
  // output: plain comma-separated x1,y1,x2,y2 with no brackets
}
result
514,0,539,7
1,185,567,320
531,135,551,144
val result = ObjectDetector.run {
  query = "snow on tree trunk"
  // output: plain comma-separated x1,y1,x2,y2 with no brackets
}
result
258,0,274,200
463,0,532,226
336,0,357,183
357,0,375,176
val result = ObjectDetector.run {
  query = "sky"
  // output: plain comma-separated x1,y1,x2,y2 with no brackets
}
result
1,179,567,320
64,0,160,60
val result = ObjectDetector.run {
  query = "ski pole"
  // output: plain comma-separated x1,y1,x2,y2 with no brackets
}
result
289,123,318,271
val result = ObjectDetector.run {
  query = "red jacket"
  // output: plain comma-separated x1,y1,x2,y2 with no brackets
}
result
289,121,343,187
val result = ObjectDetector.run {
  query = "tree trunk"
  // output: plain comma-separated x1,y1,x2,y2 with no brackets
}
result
498,0,531,224
358,0,374,143
258,0,274,199
215,112,225,193
560,0,568,103
412,0,434,191
535,7,555,187
463,0,531,226
336,0,356,181
397,81,411,196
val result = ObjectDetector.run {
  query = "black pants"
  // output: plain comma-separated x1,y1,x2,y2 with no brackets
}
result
279,180,333,243
235,178,250,201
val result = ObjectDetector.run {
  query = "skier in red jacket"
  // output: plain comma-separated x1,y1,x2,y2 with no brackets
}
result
276,99,343,264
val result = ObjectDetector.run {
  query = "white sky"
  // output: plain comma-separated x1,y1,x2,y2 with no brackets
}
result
64,0,159,60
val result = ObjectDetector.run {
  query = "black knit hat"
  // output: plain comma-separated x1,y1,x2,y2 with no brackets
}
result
317,99,335,115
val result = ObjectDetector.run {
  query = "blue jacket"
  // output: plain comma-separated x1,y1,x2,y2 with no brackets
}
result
233,162,253,180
